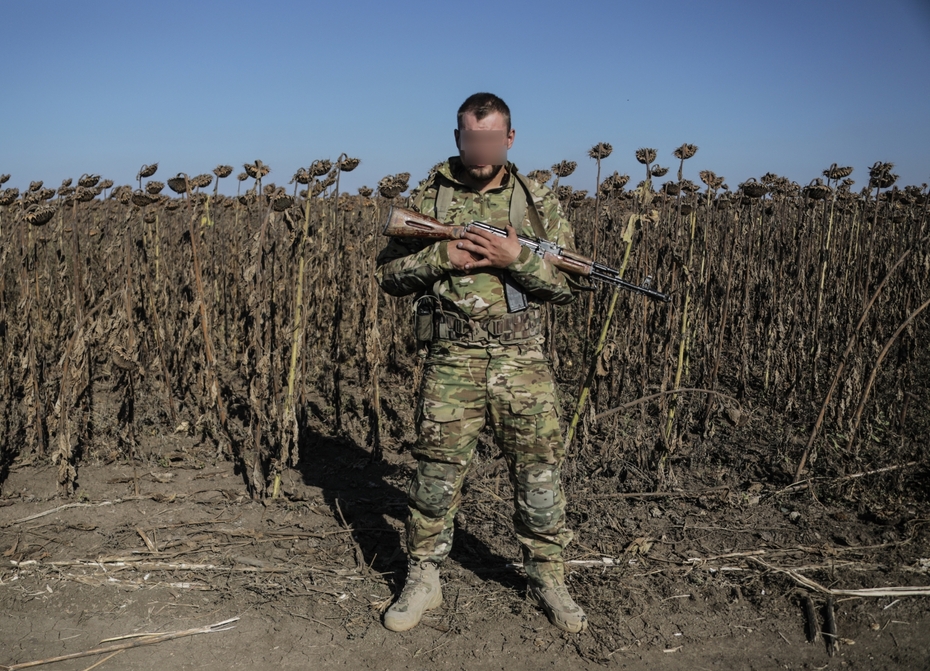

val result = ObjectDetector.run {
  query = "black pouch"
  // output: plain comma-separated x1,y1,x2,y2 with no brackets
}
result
413,295,437,347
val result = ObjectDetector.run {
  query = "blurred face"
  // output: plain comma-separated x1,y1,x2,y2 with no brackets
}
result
455,111,515,182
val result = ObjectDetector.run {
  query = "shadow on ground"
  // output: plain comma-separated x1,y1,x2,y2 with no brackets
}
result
294,426,524,593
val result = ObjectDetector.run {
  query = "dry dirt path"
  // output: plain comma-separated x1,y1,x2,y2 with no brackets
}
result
1,454,928,671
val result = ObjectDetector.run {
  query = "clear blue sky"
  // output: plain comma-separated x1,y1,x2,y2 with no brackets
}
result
3,0,929,196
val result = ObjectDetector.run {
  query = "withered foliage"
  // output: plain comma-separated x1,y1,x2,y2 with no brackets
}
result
0,159,927,502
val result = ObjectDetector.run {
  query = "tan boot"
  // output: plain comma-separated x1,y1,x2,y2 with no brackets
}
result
528,581,588,633
383,561,442,632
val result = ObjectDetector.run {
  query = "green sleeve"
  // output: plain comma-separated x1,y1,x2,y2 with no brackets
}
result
374,186,452,297
375,238,452,297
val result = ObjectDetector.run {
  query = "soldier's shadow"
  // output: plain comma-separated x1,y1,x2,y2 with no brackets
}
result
295,427,524,593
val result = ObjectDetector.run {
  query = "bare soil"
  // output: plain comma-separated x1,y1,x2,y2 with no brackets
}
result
1,426,928,671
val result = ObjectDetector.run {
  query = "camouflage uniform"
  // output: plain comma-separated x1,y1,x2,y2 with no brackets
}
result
376,157,578,588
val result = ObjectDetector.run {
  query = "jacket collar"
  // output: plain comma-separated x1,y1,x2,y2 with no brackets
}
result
440,156,519,189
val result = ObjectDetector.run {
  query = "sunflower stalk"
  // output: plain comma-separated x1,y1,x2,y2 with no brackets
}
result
658,145,699,463
182,176,230,450
21,214,48,457
793,245,918,481
277,172,316,490
583,143,612,357
660,207,697,462
141,211,178,426
846,295,930,454
566,210,636,448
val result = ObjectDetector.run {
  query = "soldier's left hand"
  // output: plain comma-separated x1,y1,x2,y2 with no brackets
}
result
456,225,521,270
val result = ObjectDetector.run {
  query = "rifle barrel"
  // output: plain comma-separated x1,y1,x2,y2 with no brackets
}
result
589,270,671,302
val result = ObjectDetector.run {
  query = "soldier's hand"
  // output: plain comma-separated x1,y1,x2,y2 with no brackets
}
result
446,241,484,271
455,225,521,270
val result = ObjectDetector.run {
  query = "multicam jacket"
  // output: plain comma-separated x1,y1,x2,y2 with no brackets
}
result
375,157,578,320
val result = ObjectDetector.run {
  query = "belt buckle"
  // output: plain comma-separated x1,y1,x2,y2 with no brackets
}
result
453,317,472,339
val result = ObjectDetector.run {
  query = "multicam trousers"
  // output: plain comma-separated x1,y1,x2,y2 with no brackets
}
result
406,335,572,587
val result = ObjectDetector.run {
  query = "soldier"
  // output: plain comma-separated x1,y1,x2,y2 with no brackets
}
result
375,92,587,634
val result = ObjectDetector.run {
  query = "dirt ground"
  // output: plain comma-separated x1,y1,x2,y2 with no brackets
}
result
1,430,929,671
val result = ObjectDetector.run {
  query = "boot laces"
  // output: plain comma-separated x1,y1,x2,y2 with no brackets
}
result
538,583,580,612
397,562,436,607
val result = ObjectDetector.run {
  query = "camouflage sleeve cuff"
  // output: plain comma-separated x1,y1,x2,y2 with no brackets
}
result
507,245,534,270
375,241,451,296
436,240,453,269
506,247,575,305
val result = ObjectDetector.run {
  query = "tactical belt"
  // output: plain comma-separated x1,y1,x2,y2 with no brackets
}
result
436,309,542,344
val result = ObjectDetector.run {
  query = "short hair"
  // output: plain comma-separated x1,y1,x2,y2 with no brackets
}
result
457,93,511,132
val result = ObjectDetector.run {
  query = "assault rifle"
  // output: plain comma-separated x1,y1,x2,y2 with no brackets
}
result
382,206,670,304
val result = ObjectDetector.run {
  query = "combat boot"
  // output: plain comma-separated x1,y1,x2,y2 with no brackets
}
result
383,560,442,632
528,580,588,633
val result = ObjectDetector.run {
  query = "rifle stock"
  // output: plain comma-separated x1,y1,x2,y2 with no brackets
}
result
382,207,468,240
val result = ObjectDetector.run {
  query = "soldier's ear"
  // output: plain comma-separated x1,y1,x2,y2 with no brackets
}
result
506,128,515,149
454,129,461,150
